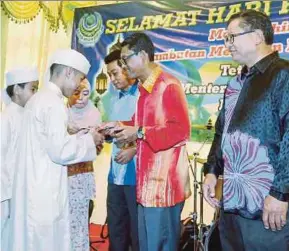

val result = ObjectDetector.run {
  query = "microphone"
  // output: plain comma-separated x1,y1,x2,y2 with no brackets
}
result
206,119,213,130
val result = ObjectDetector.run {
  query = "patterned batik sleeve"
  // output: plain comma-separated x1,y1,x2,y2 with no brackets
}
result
203,94,225,178
269,69,289,202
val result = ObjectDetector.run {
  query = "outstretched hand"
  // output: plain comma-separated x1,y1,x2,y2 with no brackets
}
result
114,126,138,145
90,127,104,147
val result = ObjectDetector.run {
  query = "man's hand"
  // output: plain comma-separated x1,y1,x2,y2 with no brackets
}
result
115,147,137,164
203,174,220,208
90,128,105,146
67,123,80,135
98,122,120,139
262,195,288,231
114,126,138,145
96,144,104,155
98,122,119,132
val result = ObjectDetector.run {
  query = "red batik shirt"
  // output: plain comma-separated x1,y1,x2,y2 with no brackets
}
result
129,66,191,207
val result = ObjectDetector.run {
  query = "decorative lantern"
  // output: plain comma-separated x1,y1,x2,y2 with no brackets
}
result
95,69,108,94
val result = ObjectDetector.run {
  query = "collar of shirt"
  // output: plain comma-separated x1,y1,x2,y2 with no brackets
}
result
254,51,279,73
119,81,139,99
141,66,162,93
241,51,279,78
10,101,24,112
47,81,63,99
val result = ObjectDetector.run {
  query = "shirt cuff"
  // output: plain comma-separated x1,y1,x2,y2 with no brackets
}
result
269,189,289,202
203,163,220,178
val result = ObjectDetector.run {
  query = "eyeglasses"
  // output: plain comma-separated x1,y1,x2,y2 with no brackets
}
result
120,52,138,65
224,30,255,44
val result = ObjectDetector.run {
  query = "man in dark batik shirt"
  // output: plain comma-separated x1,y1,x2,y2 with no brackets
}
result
203,10,289,251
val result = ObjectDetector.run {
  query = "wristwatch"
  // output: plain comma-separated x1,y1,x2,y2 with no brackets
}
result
137,126,144,139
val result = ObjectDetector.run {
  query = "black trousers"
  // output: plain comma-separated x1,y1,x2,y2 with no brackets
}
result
219,210,289,251
107,183,139,251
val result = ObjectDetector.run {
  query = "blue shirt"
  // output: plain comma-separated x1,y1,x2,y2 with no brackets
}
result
107,82,139,185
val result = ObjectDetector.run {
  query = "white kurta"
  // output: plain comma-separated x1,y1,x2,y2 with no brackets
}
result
9,82,97,251
1,102,24,251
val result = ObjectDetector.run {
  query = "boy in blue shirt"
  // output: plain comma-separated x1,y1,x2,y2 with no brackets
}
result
104,50,139,251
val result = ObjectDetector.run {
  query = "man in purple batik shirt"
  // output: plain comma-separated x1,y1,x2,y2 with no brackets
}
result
203,9,289,251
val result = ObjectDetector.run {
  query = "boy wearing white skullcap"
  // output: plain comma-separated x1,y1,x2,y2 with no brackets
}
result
1,66,39,251
9,49,104,251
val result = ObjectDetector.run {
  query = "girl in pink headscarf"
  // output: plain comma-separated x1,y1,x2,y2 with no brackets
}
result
67,78,101,251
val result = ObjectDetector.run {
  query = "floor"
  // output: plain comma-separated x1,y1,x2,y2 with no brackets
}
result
89,223,109,251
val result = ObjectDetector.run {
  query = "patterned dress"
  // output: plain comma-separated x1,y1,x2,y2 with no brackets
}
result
68,167,96,251
67,97,101,250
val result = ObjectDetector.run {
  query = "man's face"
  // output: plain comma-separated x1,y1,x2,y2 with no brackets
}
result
18,81,38,106
107,60,131,90
63,68,85,98
120,45,142,79
68,79,90,109
225,18,258,65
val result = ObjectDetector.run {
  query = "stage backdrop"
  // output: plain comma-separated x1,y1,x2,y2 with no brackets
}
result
71,1,289,224
72,0,289,142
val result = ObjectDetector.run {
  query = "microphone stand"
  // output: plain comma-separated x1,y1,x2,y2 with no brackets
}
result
198,119,213,251
186,120,213,251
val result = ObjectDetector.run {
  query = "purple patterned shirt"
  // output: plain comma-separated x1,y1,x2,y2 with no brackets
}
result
204,52,289,219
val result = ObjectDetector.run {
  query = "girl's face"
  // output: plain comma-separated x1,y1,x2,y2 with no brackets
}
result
68,79,90,109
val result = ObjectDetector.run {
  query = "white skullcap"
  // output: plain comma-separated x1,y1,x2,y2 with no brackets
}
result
1,66,39,105
6,66,39,86
45,49,91,85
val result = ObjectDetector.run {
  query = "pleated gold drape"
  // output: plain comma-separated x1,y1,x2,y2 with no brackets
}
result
1,1,125,107
1,1,99,31
1,9,71,101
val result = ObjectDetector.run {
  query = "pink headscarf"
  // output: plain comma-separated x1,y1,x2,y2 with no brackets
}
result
67,79,101,129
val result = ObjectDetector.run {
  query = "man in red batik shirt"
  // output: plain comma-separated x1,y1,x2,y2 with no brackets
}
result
103,32,191,251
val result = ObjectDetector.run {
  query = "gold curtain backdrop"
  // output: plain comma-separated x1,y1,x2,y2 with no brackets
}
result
0,1,127,93
1,1,101,32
